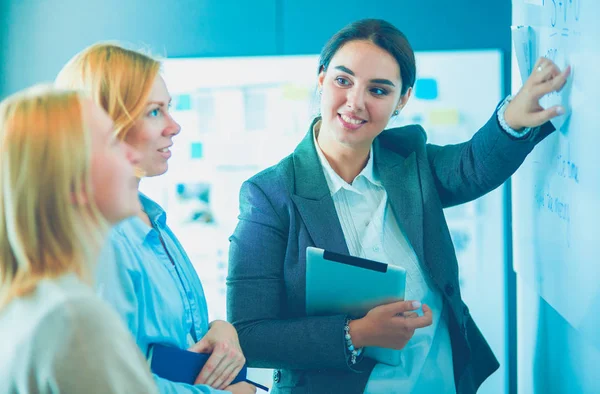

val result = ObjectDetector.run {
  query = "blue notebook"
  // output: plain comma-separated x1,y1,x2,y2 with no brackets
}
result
149,343,269,391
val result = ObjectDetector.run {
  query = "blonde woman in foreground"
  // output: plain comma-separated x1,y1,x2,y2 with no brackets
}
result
0,85,158,394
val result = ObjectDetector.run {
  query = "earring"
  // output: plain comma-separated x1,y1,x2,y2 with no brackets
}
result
134,166,146,178
393,109,399,116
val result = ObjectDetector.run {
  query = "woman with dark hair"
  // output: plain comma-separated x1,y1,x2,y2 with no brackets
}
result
227,19,569,394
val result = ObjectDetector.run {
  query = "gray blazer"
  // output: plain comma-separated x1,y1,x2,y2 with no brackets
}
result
227,111,553,394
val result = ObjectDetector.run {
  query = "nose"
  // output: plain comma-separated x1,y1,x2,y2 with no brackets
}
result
163,113,181,137
346,87,366,112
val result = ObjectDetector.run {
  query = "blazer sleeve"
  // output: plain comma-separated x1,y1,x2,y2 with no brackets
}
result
425,109,554,207
227,180,360,372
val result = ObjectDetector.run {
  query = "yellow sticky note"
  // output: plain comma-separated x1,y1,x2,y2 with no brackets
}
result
428,108,461,126
282,84,311,100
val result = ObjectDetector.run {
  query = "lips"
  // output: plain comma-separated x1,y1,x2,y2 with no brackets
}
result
158,145,172,160
340,113,365,124
338,113,366,130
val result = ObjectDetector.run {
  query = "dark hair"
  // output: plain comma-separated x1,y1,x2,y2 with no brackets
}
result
318,19,416,96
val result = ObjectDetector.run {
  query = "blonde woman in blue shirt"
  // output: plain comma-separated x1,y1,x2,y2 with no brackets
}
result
56,43,255,394
0,85,157,393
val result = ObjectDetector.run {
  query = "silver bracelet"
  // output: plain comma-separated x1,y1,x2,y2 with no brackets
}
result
344,318,363,365
497,95,532,138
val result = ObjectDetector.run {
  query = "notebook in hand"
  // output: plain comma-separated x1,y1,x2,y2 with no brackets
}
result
148,343,269,391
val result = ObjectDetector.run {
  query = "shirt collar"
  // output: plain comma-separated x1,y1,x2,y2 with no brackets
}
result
312,121,382,195
139,192,167,227
114,193,167,245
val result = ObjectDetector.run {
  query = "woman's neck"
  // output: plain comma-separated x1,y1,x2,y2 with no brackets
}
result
134,178,151,226
137,209,152,227
315,122,370,184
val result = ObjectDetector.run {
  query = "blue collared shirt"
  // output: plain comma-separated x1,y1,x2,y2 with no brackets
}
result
314,130,456,394
96,193,227,394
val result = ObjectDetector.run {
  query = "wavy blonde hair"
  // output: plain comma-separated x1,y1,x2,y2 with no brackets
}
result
55,42,161,141
0,85,107,308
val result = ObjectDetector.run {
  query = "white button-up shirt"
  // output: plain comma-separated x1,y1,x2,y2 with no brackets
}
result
314,131,456,394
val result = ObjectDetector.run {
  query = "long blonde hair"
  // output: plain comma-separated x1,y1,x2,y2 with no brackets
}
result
0,85,107,308
55,42,161,141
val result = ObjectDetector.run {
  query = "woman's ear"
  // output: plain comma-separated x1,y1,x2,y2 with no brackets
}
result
317,68,326,92
396,87,413,113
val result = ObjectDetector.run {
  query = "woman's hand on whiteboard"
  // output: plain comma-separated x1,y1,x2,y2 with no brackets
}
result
504,57,571,130
348,300,432,350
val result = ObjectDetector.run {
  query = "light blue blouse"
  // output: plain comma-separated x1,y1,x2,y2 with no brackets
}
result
96,193,228,394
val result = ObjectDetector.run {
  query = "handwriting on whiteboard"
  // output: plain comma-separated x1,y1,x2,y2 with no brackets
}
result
556,154,580,183
535,189,571,223
547,0,581,27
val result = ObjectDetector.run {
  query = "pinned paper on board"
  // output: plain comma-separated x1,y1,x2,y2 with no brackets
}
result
511,26,534,83
512,25,574,131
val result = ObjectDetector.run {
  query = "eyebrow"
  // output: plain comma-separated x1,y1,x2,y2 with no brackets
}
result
334,65,396,87
147,98,173,107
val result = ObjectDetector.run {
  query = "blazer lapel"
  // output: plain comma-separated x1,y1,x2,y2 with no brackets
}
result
374,139,426,271
291,122,349,255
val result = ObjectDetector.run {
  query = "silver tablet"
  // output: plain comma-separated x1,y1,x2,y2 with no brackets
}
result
305,246,406,318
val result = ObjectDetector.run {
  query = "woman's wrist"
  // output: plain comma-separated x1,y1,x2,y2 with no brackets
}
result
348,318,367,348
498,95,532,138
345,318,364,365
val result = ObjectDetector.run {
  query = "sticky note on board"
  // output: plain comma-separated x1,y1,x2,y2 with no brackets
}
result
191,142,203,159
282,84,311,100
414,78,438,100
175,94,192,111
428,108,461,126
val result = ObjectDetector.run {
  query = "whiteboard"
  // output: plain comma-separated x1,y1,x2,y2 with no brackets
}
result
511,0,600,348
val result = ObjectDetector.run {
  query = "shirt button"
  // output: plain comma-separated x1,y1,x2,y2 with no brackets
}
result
373,246,380,252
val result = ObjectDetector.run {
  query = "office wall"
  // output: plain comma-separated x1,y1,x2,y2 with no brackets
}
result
0,0,10,96
0,0,510,98
281,0,510,53
0,0,279,98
